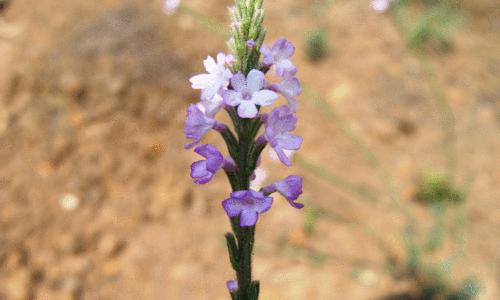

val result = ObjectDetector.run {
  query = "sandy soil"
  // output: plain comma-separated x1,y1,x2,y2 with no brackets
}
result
0,0,498,299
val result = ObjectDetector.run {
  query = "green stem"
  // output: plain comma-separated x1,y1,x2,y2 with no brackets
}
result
229,115,260,299
234,224,256,298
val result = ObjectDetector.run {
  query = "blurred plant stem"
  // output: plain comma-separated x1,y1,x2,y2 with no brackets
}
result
296,154,378,203
178,5,229,37
302,86,413,217
391,4,457,180
389,4,473,293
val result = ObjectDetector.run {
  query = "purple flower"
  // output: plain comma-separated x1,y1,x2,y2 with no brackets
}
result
261,38,297,79
222,190,273,227
246,39,256,49
226,280,238,293
190,53,233,101
225,54,236,67
190,144,224,184
184,104,224,149
263,175,304,209
262,106,303,166
269,148,295,163
269,77,301,112
224,70,278,118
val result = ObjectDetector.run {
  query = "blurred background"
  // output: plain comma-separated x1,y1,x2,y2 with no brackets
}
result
0,0,498,299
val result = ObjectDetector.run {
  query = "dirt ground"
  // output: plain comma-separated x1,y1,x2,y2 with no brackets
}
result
0,0,499,299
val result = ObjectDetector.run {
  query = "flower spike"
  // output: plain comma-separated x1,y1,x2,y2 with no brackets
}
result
183,0,303,297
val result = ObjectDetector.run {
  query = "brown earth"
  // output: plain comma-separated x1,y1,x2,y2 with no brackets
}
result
0,0,499,299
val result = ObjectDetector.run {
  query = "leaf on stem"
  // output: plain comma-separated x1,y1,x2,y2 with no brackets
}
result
225,232,240,270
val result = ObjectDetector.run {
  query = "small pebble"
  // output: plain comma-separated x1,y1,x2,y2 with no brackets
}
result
59,194,80,211
358,269,378,286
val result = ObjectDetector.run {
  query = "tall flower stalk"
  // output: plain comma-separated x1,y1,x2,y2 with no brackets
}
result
184,0,303,299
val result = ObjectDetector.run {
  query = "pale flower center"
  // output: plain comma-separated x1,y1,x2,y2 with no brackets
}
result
244,197,255,205
241,90,253,101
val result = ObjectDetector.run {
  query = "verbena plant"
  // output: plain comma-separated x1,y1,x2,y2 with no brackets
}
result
173,0,479,298
183,1,304,299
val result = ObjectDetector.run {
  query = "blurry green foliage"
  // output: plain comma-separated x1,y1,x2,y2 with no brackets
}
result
395,255,481,299
304,30,328,61
394,0,465,52
447,278,481,300
416,172,464,205
303,205,322,235
424,204,445,252
404,226,422,272
312,0,336,17
416,276,480,300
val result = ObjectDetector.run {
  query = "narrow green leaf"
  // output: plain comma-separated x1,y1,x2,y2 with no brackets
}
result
225,233,240,270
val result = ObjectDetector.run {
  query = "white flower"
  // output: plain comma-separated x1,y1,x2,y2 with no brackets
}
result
251,168,268,190
190,53,233,101
163,0,181,15
371,0,393,12
196,93,224,118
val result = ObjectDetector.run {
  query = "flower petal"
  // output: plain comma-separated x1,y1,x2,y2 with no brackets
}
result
190,74,212,89
231,190,248,199
230,73,246,92
203,56,218,74
184,140,200,150
246,70,265,92
201,83,220,101
222,197,246,217
190,160,213,184
275,59,297,78
254,195,273,214
287,97,297,112
223,90,241,107
195,144,221,159
239,210,259,227
273,38,295,58
276,77,301,99
250,168,268,190
222,69,233,85
253,89,278,106
277,134,303,150
237,101,258,118
274,175,303,201
198,94,224,118
260,46,273,65
226,280,238,293
216,53,227,67
274,147,292,166
289,201,304,209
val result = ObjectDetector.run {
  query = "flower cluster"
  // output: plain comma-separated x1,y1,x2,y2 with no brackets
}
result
185,36,303,227
183,1,303,298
